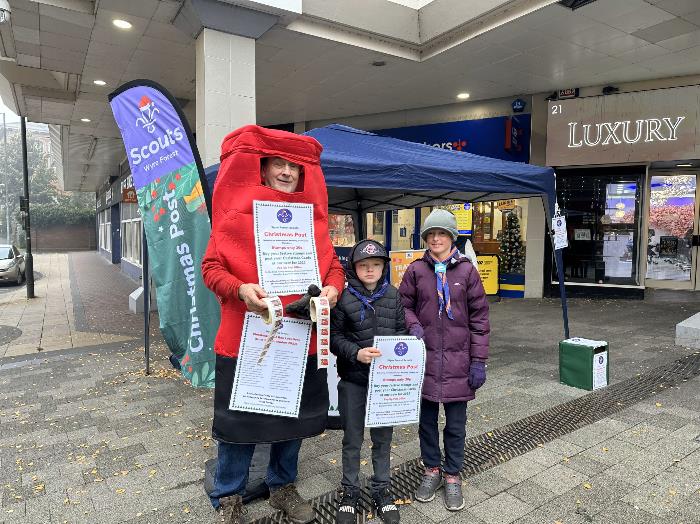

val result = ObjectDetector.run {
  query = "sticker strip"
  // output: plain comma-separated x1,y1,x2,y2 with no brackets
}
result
310,296,331,369
257,296,284,365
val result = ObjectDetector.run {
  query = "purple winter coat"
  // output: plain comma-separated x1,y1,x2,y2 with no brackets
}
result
399,251,490,403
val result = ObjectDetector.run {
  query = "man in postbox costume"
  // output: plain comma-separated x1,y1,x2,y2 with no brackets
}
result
202,125,345,524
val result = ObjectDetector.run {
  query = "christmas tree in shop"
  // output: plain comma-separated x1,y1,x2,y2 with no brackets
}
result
500,212,525,273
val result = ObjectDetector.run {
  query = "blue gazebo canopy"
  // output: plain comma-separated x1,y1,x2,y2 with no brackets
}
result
205,123,556,221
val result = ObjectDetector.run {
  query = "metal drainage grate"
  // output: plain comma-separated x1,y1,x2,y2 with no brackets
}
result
252,351,700,524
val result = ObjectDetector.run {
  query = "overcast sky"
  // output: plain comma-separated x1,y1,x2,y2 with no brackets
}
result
0,96,19,122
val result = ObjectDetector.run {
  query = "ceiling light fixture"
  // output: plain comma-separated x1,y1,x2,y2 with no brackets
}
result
93,80,106,86
457,93,470,100
80,118,91,123
112,19,132,29
676,163,693,167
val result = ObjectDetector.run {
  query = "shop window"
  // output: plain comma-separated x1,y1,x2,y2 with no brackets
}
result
647,175,695,282
366,211,385,245
554,169,642,285
468,200,528,257
329,214,356,247
121,203,142,266
391,209,415,250
98,209,111,252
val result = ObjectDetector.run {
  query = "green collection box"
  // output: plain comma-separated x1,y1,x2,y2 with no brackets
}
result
559,338,609,391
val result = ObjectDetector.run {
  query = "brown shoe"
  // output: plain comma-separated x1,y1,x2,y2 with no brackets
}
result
218,494,246,524
268,484,314,523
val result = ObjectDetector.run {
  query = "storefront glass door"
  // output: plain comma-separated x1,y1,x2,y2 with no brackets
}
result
646,174,698,288
555,168,643,286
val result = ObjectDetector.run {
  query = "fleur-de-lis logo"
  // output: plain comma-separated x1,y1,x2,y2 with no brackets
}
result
135,95,160,133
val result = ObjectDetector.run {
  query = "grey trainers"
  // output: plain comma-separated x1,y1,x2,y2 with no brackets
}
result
218,494,246,524
268,484,314,523
414,467,442,502
443,474,465,511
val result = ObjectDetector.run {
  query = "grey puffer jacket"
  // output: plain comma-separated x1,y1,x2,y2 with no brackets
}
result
330,258,407,386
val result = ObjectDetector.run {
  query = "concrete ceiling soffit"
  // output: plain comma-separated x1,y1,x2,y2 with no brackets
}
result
33,0,94,15
173,0,281,39
0,60,66,90
286,0,559,62
420,0,560,59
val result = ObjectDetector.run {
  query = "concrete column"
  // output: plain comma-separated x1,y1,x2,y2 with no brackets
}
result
196,28,256,168
293,122,306,134
525,94,550,298
525,197,545,298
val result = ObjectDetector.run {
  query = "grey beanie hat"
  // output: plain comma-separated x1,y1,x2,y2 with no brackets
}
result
420,209,459,242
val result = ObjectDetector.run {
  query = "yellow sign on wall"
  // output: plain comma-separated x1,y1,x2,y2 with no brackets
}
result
440,203,472,235
389,250,499,295
476,255,499,295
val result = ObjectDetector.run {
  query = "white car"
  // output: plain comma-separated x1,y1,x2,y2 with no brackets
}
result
0,244,26,285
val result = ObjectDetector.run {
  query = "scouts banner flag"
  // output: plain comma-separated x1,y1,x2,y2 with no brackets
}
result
109,80,219,387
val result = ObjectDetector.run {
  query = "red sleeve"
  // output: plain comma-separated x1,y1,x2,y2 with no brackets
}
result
201,235,243,303
323,251,346,298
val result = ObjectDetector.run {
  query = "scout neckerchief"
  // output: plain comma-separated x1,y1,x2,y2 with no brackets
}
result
429,247,458,320
346,278,389,323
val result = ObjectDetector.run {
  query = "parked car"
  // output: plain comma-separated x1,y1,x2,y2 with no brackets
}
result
0,244,25,285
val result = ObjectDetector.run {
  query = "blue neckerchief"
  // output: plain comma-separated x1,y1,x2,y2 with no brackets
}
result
346,278,389,323
429,247,458,320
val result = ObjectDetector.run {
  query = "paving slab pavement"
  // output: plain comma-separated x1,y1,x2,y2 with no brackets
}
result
0,253,141,358
0,251,699,523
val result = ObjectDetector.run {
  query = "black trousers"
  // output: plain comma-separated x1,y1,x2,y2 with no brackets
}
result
419,398,468,475
338,380,393,494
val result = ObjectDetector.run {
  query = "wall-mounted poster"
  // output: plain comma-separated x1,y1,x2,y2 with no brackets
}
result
659,236,679,257
574,229,591,241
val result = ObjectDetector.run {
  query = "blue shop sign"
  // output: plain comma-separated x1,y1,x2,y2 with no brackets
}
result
376,114,531,163
512,98,527,113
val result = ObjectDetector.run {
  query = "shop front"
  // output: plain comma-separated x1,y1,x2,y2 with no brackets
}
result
546,85,700,297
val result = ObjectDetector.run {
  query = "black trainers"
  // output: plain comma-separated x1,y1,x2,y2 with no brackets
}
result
372,488,400,524
218,494,246,524
336,488,358,524
268,484,314,523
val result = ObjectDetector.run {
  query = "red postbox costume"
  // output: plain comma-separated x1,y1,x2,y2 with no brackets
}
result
202,125,345,444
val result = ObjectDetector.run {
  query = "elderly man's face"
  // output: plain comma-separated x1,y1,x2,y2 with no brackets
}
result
262,157,301,193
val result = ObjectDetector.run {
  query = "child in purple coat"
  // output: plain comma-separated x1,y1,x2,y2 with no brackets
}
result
398,209,490,511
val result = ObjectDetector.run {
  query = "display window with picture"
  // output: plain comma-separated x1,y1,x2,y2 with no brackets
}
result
328,214,356,247
554,167,643,286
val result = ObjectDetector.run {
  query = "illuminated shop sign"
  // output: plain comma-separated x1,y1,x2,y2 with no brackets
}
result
546,85,700,166
567,117,685,148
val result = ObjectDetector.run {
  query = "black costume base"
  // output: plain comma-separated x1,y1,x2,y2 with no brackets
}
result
213,354,329,444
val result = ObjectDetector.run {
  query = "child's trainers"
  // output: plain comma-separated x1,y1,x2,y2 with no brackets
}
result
372,488,400,524
336,488,358,524
443,474,465,511
414,467,442,502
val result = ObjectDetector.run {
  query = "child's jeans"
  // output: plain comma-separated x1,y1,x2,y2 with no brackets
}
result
338,380,393,494
419,399,468,475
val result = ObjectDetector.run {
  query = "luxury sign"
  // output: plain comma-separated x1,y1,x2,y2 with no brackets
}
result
546,85,700,166
567,117,685,148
